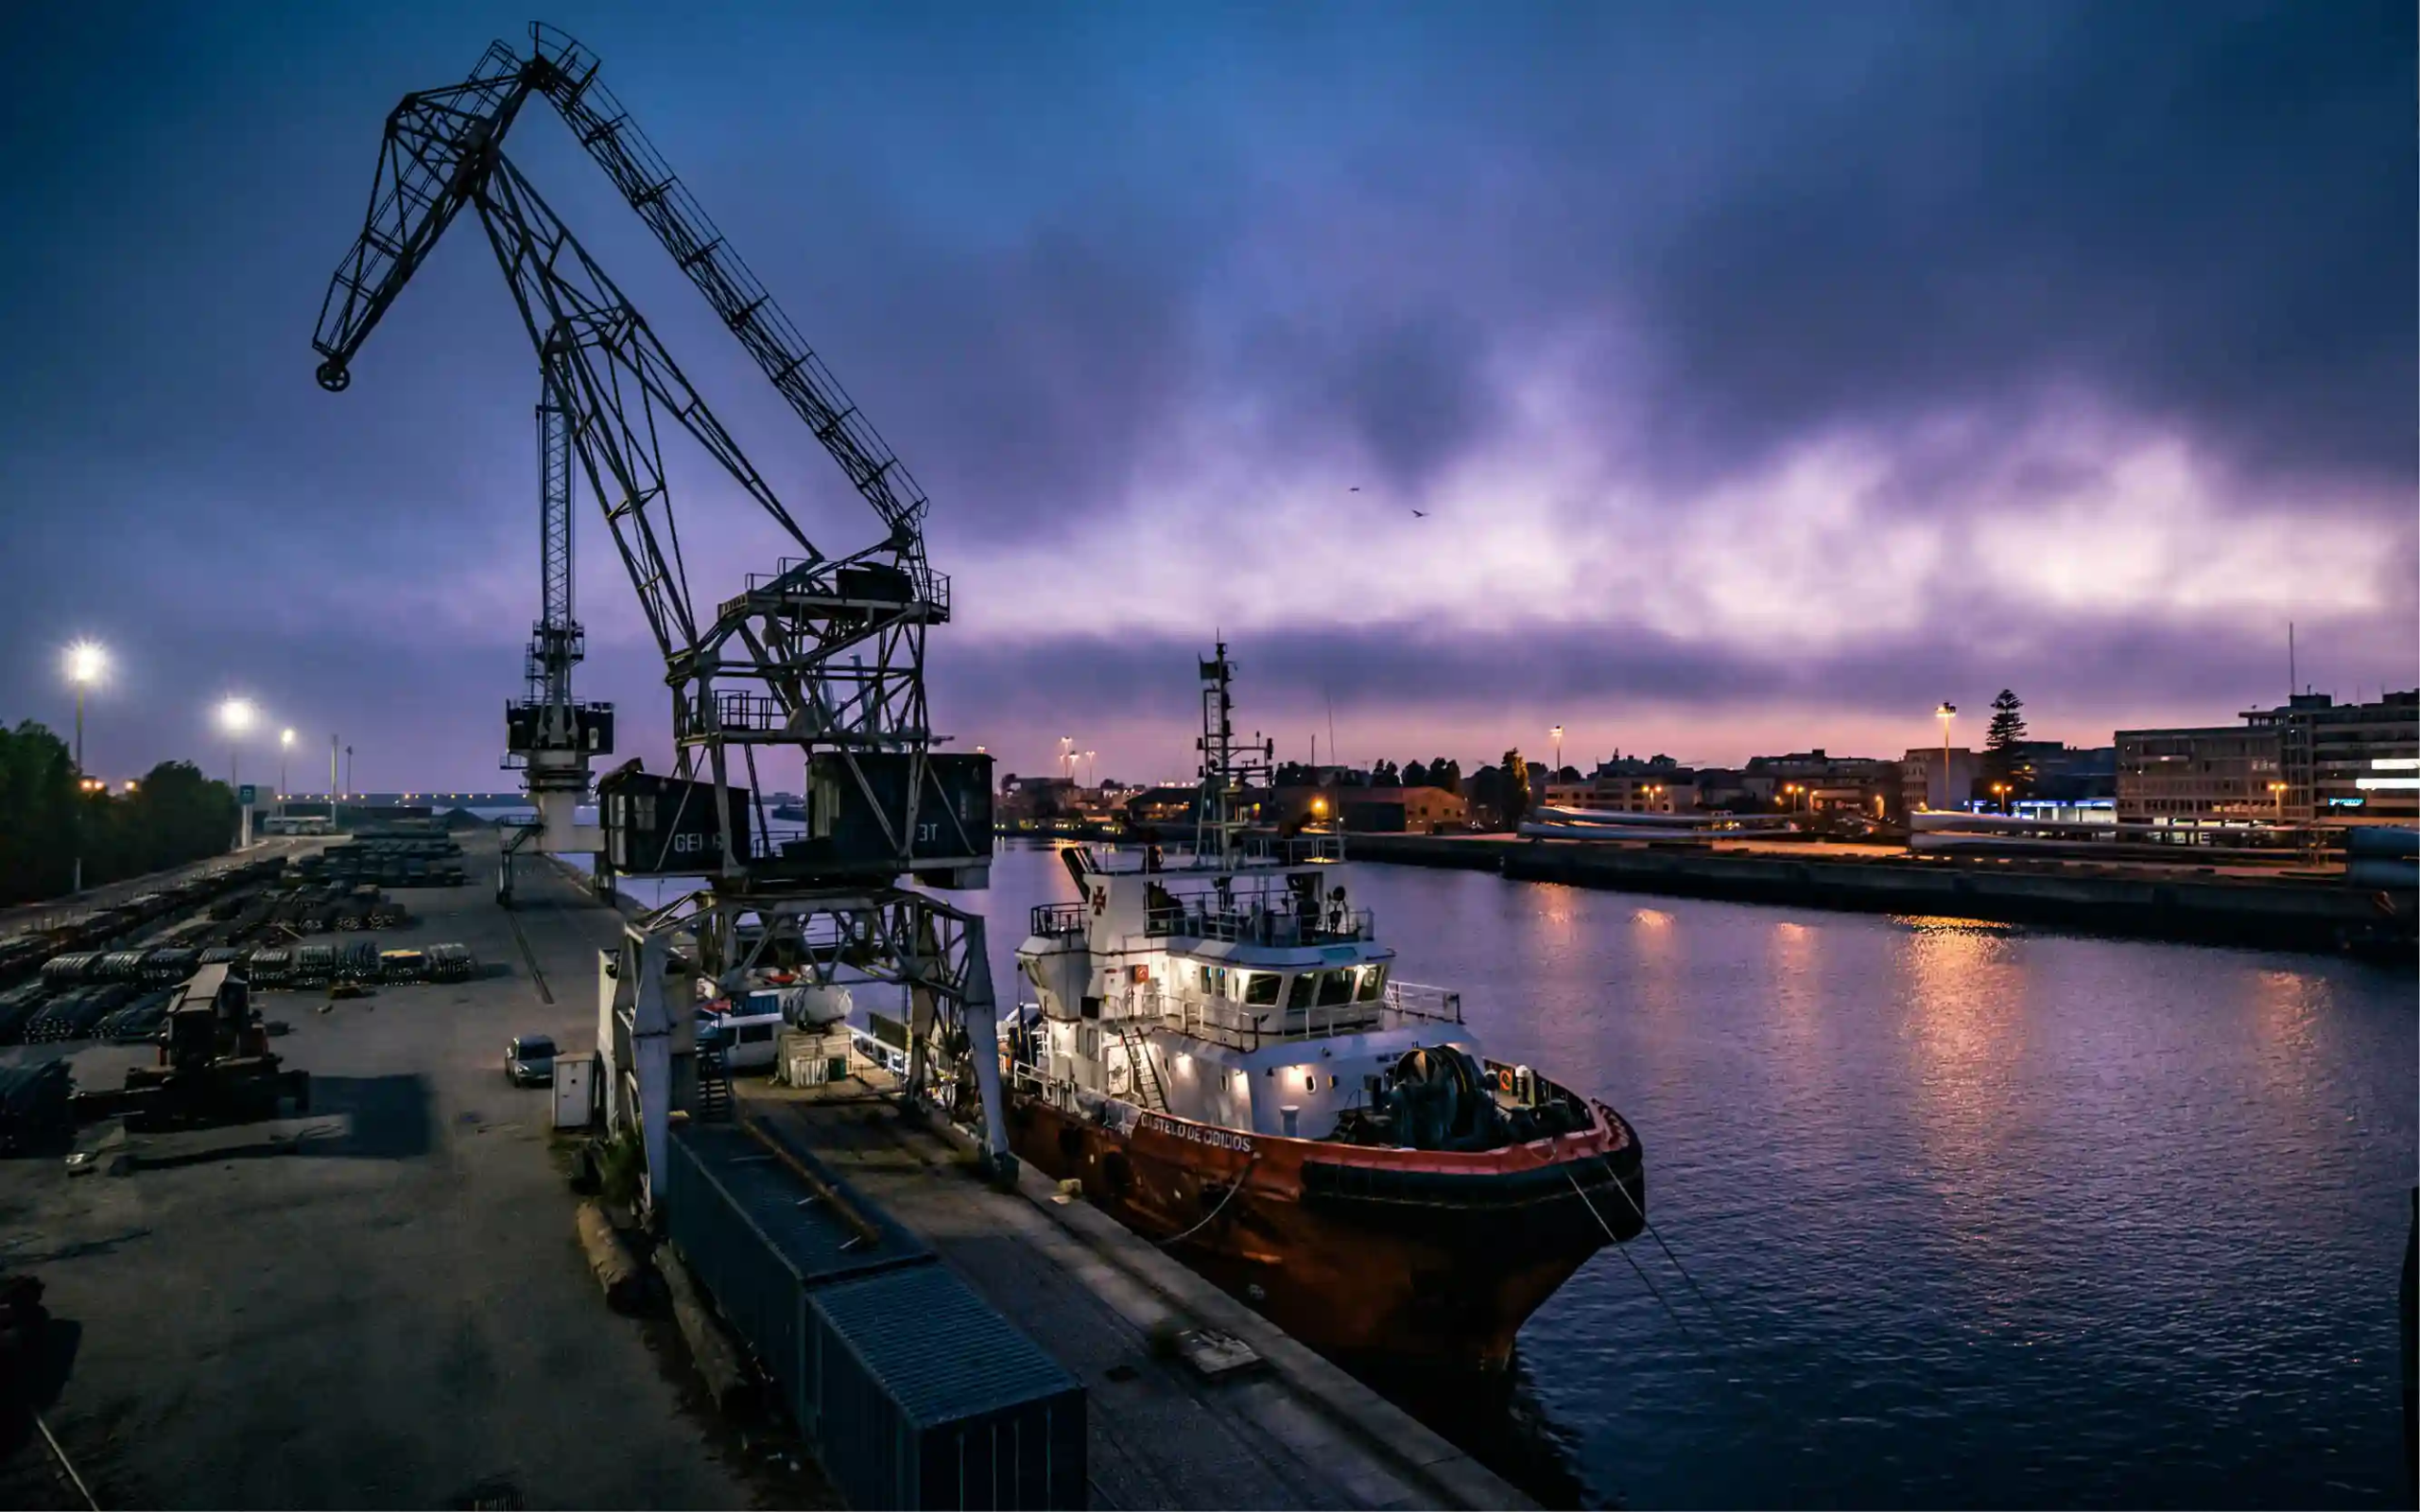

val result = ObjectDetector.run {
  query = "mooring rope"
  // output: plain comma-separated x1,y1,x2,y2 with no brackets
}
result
1156,1155,1260,1247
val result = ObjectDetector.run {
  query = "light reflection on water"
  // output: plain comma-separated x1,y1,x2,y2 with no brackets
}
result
977,843,2414,1510
579,837,2415,1509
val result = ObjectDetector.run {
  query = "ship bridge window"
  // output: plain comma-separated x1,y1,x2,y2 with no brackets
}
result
1316,971,1354,1008
1287,973,1315,1011
1355,965,1387,1003
1244,972,1281,1007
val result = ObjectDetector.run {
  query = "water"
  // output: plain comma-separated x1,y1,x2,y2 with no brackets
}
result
968,841,2415,1509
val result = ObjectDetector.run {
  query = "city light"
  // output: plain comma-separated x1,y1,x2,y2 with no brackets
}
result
219,697,256,734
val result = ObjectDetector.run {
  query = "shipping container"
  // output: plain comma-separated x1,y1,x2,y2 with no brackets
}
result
661,1123,933,1442
808,1264,1087,1511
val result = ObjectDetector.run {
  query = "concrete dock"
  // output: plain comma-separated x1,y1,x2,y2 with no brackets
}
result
742,1081,1527,1511
0,832,809,1509
1,828,1529,1509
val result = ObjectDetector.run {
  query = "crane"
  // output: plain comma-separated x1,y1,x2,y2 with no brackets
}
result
310,24,1011,1190
496,388,614,905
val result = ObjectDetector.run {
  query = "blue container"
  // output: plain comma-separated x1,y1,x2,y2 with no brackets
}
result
661,1122,933,1439
809,1265,1087,1511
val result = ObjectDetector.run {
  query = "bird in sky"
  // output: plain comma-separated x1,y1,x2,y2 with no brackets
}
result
1349,486,1360,492
1410,508,1427,518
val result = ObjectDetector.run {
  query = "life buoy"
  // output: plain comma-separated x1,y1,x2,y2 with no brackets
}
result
1496,1068,1514,1093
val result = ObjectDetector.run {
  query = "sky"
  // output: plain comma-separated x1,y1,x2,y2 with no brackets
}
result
1,1,2411,791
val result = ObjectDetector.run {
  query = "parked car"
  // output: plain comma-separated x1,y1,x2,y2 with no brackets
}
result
506,1035,557,1087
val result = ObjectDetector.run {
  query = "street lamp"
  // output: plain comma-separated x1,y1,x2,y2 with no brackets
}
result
1934,702,1958,811
220,698,256,849
280,728,296,799
1084,750,1097,788
1550,724,1564,777
63,642,106,895
1991,781,2010,814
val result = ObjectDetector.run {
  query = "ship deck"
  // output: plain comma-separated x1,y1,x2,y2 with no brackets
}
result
741,1074,1530,1511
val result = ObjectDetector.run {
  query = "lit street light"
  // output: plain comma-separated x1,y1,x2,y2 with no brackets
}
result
1550,724,1564,777
220,698,256,848
1934,702,1958,811
1084,750,1098,788
280,728,295,798
64,641,106,895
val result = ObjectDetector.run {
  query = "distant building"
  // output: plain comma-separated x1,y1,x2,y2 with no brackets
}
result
1901,747,1983,813
1581,774,1697,814
2241,690,2418,825
1124,786,1201,828
2014,743,2117,802
1339,786,1470,833
997,775,1080,823
1745,749,1898,814
2113,726,2281,824
1689,767,1751,811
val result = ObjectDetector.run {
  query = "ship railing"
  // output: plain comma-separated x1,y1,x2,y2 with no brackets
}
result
1028,902,1089,939
1143,903,1374,947
1240,833,1345,865
1383,979,1463,1025
1148,988,1469,1050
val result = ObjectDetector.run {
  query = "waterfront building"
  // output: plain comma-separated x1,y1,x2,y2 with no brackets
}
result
2113,726,2282,823
2240,690,2418,824
1746,749,1899,813
1338,785,1471,833
1580,774,1698,814
1900,747,1982,813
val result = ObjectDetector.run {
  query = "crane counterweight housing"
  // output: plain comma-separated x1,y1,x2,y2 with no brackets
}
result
310,22,1011,1187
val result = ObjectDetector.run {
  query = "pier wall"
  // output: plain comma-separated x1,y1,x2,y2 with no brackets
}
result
1349,834,2417,955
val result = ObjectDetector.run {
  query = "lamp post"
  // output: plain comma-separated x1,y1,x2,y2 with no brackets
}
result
279,728,295,799
1991,781,2010,814
1934,702,1958,811
1083,750,1097,788
64,642,106,894
220,698,256,849
1551,724,1564,778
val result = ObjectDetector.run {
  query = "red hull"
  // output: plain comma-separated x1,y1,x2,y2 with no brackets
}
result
1006,1092,1645,1370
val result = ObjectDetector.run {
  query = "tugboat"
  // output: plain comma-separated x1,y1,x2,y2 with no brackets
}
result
1004,646,1645,1370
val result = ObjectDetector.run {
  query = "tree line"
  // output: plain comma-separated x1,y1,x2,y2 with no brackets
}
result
0,720,237,906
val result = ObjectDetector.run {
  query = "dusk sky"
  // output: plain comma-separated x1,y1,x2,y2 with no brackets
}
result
2,2,2411,792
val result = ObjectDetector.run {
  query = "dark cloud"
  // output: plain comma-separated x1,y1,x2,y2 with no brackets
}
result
937,607,2416,737
1608,0,2416,496
0,3,2409,787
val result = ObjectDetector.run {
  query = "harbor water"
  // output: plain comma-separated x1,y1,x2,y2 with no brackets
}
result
978,840,2414,1509
580,835,2413,1508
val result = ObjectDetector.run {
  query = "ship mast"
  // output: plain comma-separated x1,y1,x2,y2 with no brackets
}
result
1193,642,1273,868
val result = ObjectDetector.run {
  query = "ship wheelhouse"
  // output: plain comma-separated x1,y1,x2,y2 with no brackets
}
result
1013,834,1481,1141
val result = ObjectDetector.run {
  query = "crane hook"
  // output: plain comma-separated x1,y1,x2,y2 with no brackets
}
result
315,360,353,393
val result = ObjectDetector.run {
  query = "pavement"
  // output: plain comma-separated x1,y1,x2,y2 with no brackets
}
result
0,830,802,1510
748,1082,1530,1511
0,838,324,938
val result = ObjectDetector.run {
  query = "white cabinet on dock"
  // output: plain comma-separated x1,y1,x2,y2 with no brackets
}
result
552,1053,597,1129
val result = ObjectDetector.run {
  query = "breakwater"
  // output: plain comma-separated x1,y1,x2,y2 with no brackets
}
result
1348,833,2416,955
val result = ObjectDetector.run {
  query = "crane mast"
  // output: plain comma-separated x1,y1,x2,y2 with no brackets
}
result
310,24,1010,1193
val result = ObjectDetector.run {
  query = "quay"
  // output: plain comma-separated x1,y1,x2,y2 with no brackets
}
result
1347,833,2418,954
0,827,1525,1510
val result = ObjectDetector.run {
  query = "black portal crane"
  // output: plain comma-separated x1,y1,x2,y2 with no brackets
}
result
312,24,1011,1185
312,23,984,885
